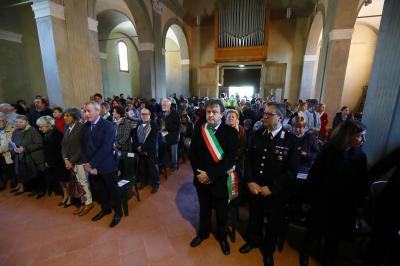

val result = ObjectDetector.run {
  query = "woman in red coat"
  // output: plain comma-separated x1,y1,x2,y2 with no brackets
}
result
317,103,328,142
53,107,65,134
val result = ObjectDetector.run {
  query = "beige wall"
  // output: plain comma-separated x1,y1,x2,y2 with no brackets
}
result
342,23,378,111
0,6,46,104
104,32,140,98
267,18,308,103
165,38,182,96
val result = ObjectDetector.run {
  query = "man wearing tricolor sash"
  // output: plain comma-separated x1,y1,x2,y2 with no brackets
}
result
189,99,239,255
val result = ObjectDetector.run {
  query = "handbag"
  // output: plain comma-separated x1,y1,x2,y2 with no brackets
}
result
67,169,86,199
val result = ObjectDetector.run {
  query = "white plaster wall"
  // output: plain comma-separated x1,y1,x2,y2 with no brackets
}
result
165,38,182,96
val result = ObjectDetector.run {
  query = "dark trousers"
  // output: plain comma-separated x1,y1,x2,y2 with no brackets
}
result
89,172,122,215
196,185,229,241
246,195,285,256
138,155,159,187
0,157,15,188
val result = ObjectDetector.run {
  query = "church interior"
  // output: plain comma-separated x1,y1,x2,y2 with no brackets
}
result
0,0,399,265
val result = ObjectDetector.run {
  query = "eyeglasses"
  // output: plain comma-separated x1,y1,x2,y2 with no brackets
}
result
263,112,277,117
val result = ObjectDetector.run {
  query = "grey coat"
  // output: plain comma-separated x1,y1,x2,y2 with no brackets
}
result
61,122,83,165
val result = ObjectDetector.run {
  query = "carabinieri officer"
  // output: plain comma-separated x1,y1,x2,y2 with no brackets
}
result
239,102,300,266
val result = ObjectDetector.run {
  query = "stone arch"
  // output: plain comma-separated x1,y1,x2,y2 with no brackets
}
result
162,19,190,97
299,9,324,100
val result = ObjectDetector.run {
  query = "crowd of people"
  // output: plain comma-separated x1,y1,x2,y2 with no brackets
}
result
0,92,398,265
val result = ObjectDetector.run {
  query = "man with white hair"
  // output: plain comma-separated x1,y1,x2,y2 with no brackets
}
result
0,103,17,127
81,101,122,228
159,98,181,171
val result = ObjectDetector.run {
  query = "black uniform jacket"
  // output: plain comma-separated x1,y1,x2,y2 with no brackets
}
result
245,128,300,198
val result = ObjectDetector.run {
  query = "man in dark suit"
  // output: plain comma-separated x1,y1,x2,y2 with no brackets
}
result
160,99,181,171
189,99,239,255
132,108,160,193
239,102,300,266
81,101,122,228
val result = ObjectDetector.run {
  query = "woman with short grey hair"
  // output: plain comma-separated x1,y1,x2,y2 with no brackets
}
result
11,115,45,196
0,112,15,190
37,115,70,204
62,108,94,215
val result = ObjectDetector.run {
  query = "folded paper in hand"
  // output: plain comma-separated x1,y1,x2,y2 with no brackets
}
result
118,179,130,187
161,131,168,137
296,172,308,180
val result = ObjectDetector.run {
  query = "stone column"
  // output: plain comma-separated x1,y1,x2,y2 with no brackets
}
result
31,0,71,107
87,17,103,94
299,54,318,100
321,28,354,125
181,59,190,97
138,44,156,100
152,2,166,101
362,0,400,163
32,0,103,108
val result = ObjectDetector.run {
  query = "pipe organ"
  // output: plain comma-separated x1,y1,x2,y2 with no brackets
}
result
214,0,270,62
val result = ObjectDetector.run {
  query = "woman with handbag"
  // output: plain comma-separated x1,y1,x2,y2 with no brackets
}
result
10,115,45,196
62,108,94,216
36,116,70,206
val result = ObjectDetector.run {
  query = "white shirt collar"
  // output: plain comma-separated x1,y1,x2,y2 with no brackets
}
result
92,116,101,125
268,125,283,138
69,122,76,131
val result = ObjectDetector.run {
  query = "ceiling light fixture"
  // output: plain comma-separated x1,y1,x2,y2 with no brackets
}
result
364,0,372,6
239,64,245,68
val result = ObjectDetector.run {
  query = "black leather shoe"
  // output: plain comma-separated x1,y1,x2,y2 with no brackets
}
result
14,191,25,196
28,192,37,197
263,254,274,266
219,240,230,255
151,186,159,194
299,253,309,266
239,243,254,254
109,214,122,228
190,236,207,247
91,210,112,222
63,203,72,208
10,188,19,193
36,192,45,199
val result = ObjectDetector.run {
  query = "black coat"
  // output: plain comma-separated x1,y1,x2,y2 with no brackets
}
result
189,123,238,196
245,128,300,199
307,145,368,237
43,129,68,181
160,110,181,145
132,121,159,162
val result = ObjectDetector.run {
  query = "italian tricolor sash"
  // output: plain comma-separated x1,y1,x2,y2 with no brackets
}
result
201,123,224,162
201,123,239,202
227,171,239,203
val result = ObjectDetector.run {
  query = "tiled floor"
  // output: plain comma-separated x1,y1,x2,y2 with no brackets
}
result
0,162,318,266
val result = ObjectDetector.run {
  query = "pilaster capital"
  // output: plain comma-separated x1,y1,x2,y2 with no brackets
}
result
31,1,65,20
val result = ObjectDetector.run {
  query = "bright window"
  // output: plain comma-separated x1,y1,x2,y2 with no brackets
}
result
228,86,254,98
118,41,129,72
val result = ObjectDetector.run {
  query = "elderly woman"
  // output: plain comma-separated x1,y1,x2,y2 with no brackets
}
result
113,106,133,153
62,108,94,215
37,116,70,205
11,115,45,196
0,112,15,190
225,109,246,177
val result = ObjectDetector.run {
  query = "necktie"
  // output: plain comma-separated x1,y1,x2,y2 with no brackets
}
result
268,132,273,140
313,112,317,128
90,123,96,132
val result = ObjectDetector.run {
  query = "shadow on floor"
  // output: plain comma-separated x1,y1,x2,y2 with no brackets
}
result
175,181,199,230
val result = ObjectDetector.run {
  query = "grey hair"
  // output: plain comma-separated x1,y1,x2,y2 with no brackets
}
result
265,102,286,119
64,107,81,121
85,101,101,111
100,102,110,111
36,115,55,127
15,115,29,122
0,112,6,120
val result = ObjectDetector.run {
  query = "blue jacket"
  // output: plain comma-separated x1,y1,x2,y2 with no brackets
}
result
81,118,117,175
